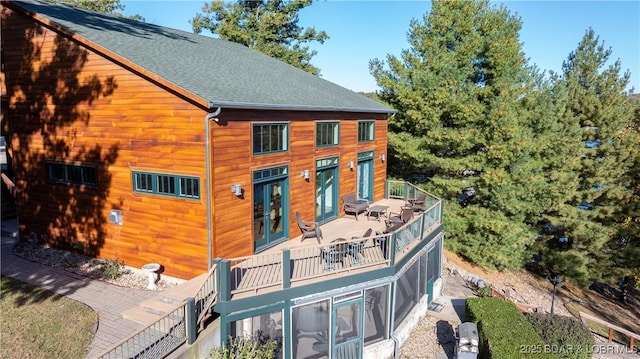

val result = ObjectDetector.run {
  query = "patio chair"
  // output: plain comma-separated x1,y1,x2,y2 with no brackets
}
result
321,240,350,271
295,212,323,243
350,228,372,265
384,207,413,233
407,193,427,212
342,193,369,220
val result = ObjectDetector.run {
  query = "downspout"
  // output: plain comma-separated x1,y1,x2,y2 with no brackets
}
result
205,107,221,269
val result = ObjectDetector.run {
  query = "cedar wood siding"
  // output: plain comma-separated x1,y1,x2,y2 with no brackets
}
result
2,3,391,279
2,6,209,279
212,110,388,259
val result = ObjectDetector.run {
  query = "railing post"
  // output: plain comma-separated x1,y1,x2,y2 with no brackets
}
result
385,180,389,198
404,181,409,201
216,259,231,302
389,232,397,266
186,297,197,345
282,249,291,289
216,259,231,347
419,212,425,242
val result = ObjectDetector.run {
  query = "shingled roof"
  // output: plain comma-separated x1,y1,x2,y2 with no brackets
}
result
7,0,394,114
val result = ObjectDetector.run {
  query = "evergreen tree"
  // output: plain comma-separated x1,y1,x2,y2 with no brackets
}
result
371,0,569,270
49,0,144,21
191,0,328,75
540,29,638,286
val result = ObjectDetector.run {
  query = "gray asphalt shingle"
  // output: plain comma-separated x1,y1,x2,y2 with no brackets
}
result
11,0,394,113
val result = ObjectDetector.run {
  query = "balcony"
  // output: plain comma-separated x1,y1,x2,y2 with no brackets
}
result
216,181,443,300
101,181,443,359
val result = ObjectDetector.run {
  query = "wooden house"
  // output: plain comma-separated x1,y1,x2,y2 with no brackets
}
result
1,0,394,279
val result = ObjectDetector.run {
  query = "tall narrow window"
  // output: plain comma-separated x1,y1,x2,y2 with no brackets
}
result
180,177,199,198
358,120,375,142
316,122,339,147
135,173,153,193
253,123,289,155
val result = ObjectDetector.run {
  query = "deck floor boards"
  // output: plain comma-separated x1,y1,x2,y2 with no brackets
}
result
229,198,442,296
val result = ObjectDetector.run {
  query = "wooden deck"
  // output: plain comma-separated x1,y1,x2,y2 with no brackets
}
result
270,198,406,251
229,198,442,298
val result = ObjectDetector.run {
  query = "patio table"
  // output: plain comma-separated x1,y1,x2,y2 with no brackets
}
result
367,205,389,221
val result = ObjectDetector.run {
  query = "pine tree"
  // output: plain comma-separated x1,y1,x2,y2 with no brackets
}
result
191,0,328,75
371,0,570,270
49,0,144,21
540,29,638,286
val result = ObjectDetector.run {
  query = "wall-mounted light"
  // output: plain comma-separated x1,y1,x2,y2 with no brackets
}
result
348,161,354,169
379,154,386,162
301,169,310,180
231,184,242,196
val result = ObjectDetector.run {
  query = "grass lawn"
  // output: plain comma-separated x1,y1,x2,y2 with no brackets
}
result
0,275,98,359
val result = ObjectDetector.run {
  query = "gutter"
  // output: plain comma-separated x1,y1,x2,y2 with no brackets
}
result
205,107,221,269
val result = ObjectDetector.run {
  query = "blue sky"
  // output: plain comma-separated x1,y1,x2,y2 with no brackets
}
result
121,1,639,93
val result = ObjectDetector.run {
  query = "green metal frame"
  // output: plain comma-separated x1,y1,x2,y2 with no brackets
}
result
131,171,201,199
315,156,339,223
357,120,375,142
316,121,340,147
252,123,289,155
253,165,289,251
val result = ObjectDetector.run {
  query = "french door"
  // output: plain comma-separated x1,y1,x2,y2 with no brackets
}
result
253,166,288,251
357,151,374,201
316,157,339,223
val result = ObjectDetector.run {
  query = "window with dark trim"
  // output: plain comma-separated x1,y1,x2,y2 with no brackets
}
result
132,171,200,199
316,122,339,147
253,123,289,155
46,162,97,186
358,120,375,142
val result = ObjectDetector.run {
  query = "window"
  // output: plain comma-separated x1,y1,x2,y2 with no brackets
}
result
46,162,97,186
132,171,200,199
253,123,288,155
358,121,375,142
316,122,339,147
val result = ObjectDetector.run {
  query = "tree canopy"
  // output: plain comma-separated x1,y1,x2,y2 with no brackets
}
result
50,0,144,21
191,0,328,75
372,0,638,287
535,29,639,286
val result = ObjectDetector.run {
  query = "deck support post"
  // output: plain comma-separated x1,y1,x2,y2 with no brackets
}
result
282,249,291,289
185,297,197,344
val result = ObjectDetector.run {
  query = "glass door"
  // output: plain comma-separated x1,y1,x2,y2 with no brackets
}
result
357,151,374,201
253,166,288,251
332,298,363,359
316,157,339,223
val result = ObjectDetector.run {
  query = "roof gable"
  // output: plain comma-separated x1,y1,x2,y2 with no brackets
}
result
7,0,394,114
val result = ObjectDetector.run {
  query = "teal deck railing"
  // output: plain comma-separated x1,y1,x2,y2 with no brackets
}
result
98,302,190,359
98,181,442,358
224,181,442,293
98,265,217,359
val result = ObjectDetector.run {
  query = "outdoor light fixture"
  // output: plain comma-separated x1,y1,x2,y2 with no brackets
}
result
379,154,386,162
348,161,354,169
231,184,242,196
301,169,310,180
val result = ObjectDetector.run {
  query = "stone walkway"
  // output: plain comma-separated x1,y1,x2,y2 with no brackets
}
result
1,218,155,358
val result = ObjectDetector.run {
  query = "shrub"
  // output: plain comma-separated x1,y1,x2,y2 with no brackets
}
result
100,258,123,280
526,312,594,359
209,333,278,359
466,297,557,359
